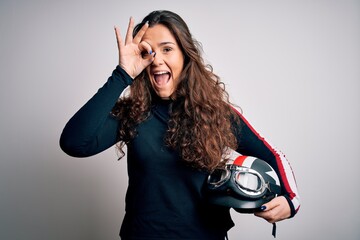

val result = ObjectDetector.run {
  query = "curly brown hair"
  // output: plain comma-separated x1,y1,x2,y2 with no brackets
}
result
112,10,239,171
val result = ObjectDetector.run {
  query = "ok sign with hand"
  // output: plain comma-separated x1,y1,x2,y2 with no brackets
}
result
114,17,155,79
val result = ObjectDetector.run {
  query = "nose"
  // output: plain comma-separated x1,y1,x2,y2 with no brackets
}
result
151,52,164,66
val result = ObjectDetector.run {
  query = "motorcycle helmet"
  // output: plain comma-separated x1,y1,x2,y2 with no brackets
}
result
205,152,282,213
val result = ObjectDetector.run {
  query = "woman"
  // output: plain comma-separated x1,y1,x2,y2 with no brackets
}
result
60,10,300,240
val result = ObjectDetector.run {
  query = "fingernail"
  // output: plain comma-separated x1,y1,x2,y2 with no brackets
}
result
260,206,266,211
149,50,153,54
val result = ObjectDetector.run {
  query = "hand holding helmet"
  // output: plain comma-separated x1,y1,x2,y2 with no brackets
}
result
205,153,282,213
205,153,287,237
254,196,291,223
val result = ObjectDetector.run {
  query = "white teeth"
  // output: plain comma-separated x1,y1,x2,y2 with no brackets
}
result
154,71,169,75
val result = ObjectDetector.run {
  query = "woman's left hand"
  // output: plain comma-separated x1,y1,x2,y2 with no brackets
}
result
254,196,291,223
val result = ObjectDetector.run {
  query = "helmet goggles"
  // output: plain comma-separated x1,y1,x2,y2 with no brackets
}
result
205,154,283,238
205,155,282,213
208,164,273,199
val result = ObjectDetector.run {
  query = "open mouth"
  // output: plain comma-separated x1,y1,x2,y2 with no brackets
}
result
153,71,171,86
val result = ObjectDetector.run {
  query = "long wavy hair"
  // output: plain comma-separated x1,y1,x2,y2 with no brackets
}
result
112,10,239,171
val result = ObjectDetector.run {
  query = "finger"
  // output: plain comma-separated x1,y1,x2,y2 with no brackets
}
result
114,26,123,48
139,41,153,56
260,198,280,212
125,17,135,45
141,52,155,68
253,199,278,222
133,21,149,44
254,208,277,223
138,41,155,65
254,196,290,223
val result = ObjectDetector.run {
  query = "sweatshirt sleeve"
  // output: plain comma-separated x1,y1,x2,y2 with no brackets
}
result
231,108,301,218
59,66,133,158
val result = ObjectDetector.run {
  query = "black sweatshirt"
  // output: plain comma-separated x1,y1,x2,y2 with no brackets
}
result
60,66,300,240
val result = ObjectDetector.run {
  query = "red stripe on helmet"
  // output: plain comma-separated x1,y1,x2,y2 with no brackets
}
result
233,155,247,166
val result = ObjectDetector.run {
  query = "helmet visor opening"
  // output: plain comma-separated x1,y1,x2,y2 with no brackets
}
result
235,171,262,192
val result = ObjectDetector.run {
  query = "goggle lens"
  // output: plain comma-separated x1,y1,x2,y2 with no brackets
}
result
235,171,262,192
207,166,268,197
207,169,230,187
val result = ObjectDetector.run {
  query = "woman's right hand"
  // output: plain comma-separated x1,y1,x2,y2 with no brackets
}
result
114,17,155,79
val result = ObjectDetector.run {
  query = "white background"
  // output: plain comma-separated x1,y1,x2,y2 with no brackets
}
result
1,0,359,239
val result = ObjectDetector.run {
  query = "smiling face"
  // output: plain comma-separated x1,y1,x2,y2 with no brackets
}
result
142,24,185,99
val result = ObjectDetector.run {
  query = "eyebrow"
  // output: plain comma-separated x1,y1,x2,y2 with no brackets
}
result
158,42,176,46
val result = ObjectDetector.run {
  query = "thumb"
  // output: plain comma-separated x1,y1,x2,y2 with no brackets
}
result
138,41,155,66
139,51,155,71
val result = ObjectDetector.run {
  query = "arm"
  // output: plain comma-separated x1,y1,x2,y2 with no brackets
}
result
59,66,133,157
60,17,156,158
231,108,300,221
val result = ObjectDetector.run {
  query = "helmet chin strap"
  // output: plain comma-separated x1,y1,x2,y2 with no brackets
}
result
272,222,277,238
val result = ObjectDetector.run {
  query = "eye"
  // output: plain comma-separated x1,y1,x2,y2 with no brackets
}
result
141,51,149,58
163,47,173,53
